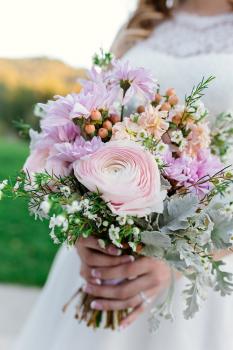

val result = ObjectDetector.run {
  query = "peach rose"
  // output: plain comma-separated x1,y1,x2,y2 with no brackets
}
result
185,122,211,157
111,117,146,141
73,140,166,217
138,105,169,140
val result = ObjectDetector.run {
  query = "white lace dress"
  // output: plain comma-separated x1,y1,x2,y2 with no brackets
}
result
14,12,233,350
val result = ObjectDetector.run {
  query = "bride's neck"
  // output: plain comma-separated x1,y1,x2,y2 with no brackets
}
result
178,0,232,16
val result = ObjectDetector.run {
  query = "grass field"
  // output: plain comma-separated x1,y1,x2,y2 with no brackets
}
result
0,138,58,286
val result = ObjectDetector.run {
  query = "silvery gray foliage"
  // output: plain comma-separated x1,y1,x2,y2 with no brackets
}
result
160,194,199,233
160,176,171,191
208,208,233,249
212,261,233,296
141,230,171,258
149,269,175,332
176,240,203,272
183,273,207,319
189,212,214,247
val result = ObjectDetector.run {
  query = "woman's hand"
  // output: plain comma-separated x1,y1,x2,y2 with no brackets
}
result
76,236,171,329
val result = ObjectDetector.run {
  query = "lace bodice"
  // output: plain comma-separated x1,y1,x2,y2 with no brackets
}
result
124,12,233,116
142,12,233,57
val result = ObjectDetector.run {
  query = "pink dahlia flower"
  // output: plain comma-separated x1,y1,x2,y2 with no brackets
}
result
74,140,166,217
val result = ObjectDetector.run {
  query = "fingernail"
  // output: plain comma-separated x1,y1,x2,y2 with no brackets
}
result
108,246,122,256
128,275,137,280
82,284,92,293
93,278,102,285
90,301,103,310
91,269,101,278
119,323,127,331
122,255,135,263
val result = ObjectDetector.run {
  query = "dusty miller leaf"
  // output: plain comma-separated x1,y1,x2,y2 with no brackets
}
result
176,240,203,272
141,231,171,258
160,194,199,233
208,208,233,249
183,274,205,319
212,260,233,296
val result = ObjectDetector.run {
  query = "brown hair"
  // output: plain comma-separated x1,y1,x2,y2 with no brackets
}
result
111,0,175,58
111,0,233,58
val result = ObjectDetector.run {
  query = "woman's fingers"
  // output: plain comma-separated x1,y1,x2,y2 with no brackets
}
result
82,257,150,281
90,286,158,311
77,236,122,256
120,304,146,329
83,273,158,300
79,250,134,268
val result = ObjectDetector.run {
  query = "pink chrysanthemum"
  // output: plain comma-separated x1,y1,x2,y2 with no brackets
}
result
164,149,223,197
51,136,103,163
110,60,157,104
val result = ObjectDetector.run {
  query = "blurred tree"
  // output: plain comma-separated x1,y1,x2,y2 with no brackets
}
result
0,57,85,135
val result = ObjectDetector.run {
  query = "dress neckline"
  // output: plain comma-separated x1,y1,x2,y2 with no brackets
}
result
173,10,233,28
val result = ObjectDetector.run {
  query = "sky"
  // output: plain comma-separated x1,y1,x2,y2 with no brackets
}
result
0,0,137,68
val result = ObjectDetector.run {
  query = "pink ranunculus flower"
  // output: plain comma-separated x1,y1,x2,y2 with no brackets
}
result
73,140,166,217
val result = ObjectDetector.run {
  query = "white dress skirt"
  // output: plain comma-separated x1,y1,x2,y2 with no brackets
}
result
14,12,233,350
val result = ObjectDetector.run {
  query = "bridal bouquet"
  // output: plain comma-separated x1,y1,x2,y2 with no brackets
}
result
2,51,233,332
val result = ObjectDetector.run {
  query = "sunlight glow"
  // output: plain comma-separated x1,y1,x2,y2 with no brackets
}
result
0,0,136,68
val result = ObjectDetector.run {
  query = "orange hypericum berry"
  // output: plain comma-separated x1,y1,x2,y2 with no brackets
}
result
90,109,102,121
168,95,179,106
109,113,121,124
154,93,162,103
166,88,176,97
137,105,145,114
98,128,108,139
102,120,112,131
161,102,171,111
85,124,95,134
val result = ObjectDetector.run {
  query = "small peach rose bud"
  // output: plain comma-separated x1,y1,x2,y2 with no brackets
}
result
172,113,182,125
91,109,102,121
109,114,121,124
168,95,179,106
85,124,95,135
98,128,108,139
166,88,176,97
161,102,171,111
136,243,143,253
137,105,145,114
154,93,162,103
102,120,112,131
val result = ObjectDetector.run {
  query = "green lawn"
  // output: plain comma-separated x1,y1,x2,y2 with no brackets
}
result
0,138,58,286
